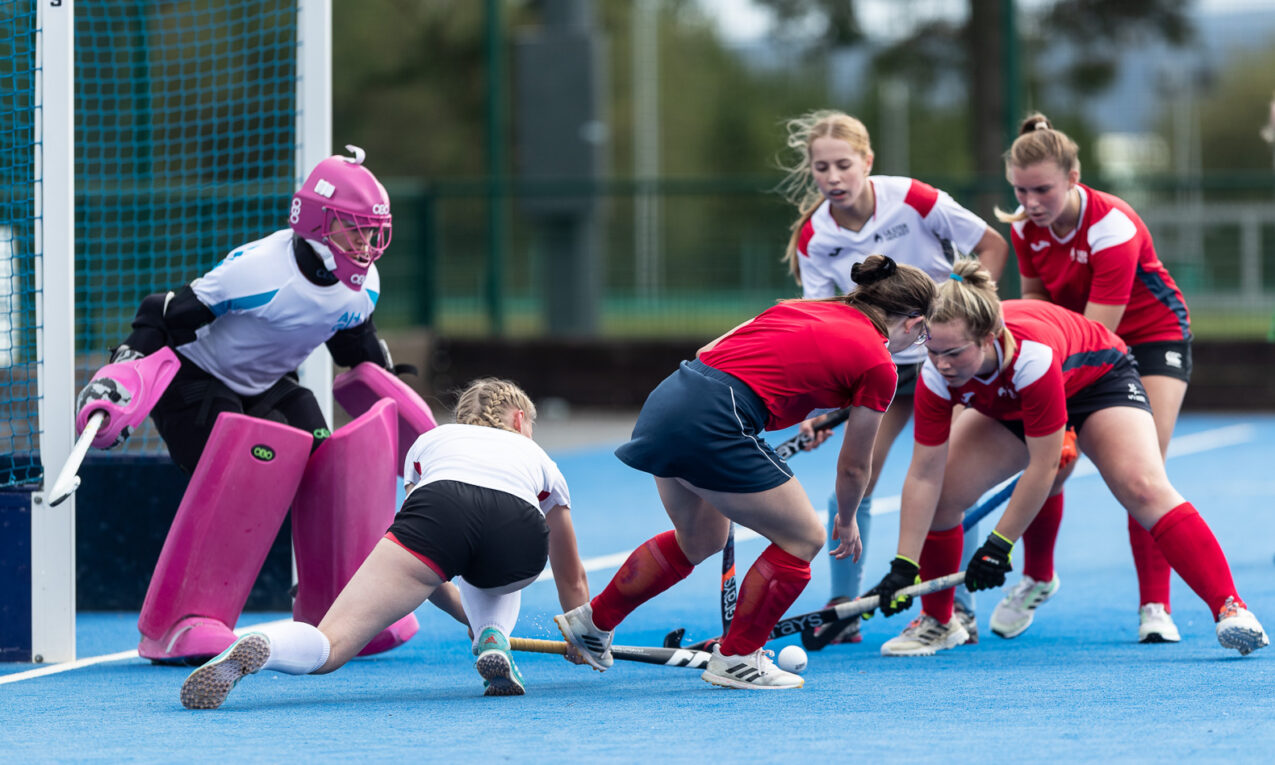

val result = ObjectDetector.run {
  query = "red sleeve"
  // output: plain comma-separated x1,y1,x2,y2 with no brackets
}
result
903,179,939,217
797,217,816,257
1012,226,1038,279
1018,363,1068,437
1086,238,1138,306
912,373,954,446
846,361,897,413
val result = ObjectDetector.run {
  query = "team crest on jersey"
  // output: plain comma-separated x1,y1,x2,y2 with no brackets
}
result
331,311,364,332
1070,248,1089,264
873,223,909,243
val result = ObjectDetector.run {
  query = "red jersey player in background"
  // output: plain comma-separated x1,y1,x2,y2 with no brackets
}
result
777,109,1009,649
555,255,937,689
994,113,1193,644
863,259,1266,658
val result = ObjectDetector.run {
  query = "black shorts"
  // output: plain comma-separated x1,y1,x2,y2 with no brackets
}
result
894,361,924,397
1129,339,1192,383
997,354,1153,440
386,480,549,589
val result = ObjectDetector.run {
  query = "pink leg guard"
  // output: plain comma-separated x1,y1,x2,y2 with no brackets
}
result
292,399,419,656
138,413,312,663
333,362,438,474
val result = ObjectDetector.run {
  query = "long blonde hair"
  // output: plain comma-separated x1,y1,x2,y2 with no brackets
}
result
453,377,536,433
777,110,873,284
933,258,1015,358
995,112,1082,224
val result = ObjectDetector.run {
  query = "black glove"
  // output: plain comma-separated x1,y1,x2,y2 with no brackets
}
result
862,556,921,618
965,532,1014,592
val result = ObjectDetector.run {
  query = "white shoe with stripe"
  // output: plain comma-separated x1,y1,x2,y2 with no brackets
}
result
880,613,969,657
554,604,614,671
701,644,803,689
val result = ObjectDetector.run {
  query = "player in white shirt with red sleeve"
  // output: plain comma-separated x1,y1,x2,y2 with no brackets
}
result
180,379,593,708
997,113,1193,643
776,110,1009,649
863,259,1266,658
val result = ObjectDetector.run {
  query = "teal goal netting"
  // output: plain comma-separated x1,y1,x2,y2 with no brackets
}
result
2,0,302,488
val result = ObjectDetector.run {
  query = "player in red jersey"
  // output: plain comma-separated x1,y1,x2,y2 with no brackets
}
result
778,110,1009,649
995,113,1193,643
864,259,1266,657
555,255,937,689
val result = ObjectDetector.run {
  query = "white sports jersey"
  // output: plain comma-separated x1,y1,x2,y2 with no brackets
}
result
403,423,571,515
796,176,989,363
180,229,380,395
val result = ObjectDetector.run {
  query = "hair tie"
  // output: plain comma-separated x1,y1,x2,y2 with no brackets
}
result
949,272,964,282
880,256,897,276
1033,120,1049,131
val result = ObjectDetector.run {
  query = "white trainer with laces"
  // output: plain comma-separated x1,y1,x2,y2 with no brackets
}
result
701,644,803,689
554,604,614,671
990,573,1061,639
880,613,969,657
1215,597,1269,656
1138,602,1181,643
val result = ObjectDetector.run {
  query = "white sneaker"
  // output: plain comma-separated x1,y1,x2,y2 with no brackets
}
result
1138,603,1181,643
179,633,270,710
701,644,803,689
554,604,614,671
880,614,969,657
990,573,1061,639
1216,597,1270,656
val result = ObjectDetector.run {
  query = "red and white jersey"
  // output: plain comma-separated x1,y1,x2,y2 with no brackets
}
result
1010,184,1190,345
698,300,897,431
403,423,570,516
913,300,1130,446
796,176,990,363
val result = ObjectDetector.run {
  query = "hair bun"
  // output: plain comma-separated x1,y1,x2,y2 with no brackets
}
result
850,255,897,286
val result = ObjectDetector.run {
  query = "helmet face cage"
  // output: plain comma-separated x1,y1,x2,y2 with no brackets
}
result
323,208,392,265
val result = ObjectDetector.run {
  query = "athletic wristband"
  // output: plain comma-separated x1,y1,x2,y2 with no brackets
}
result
988,531,1014,553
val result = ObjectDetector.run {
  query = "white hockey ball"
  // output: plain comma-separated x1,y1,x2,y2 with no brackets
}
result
777,644,807,674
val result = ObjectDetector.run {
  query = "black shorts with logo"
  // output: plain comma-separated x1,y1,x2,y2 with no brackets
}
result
387,480,549,589
1129,339,1192,383
997,354,1153,440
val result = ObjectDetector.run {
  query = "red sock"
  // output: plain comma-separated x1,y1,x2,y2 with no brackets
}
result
1022,493,1064,582
590,531,694,631
1128,514,1172,609
1150,503,1243,618
718,545,811,656
919,526,964,623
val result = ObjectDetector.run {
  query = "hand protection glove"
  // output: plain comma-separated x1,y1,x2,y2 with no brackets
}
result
965,531,1014,591
862,556,921,618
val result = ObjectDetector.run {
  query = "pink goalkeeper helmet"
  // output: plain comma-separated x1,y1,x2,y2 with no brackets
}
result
289,145,392,291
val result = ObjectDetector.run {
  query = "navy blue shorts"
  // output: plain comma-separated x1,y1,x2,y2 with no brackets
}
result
615,360,793,493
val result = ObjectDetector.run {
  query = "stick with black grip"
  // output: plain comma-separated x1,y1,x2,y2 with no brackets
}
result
510,637,712,669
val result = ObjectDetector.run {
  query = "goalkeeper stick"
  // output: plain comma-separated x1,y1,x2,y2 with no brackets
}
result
510,637,711,669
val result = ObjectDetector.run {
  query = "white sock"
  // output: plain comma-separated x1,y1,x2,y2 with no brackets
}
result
457,575,533,651
255,621,331,675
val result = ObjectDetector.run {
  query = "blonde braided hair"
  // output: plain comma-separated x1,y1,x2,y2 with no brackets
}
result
454,377,537,433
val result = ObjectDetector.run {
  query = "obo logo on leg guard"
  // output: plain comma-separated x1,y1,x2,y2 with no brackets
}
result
251,444,276,462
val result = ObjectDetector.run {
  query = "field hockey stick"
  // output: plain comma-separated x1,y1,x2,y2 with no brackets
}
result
662,410,852,651
47,411,105,507
962,475,1019,531
510,637,712,669
767,571,966,640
